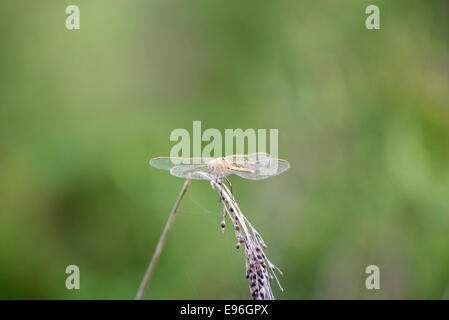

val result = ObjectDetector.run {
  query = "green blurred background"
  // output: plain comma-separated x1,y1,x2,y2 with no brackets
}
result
0,1,448,299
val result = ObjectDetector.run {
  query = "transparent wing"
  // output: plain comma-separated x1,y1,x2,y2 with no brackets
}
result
231,158,290,180
225,152,271,164
170,164,231,180
149,156,212,170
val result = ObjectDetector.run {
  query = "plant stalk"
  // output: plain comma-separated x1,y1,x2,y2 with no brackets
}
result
135,179,191,300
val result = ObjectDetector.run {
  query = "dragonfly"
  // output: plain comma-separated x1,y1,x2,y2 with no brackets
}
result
150,153,290,192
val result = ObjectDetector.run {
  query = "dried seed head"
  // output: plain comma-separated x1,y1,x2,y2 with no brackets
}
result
221,221,226,233
199,172,282,300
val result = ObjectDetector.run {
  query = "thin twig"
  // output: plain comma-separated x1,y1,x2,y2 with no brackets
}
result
135,179,191,300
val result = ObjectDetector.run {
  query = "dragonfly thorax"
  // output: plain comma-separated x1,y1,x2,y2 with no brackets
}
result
208,157,231,176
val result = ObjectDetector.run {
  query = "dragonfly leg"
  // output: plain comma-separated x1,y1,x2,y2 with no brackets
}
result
217,177,223,202
223,176,233,196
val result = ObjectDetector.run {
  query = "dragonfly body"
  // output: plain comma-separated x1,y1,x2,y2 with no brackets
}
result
207,157,256,176
207,157,230,176
150,153,289,181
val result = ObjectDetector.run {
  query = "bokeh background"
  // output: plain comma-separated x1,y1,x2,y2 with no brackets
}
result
0,0,448,299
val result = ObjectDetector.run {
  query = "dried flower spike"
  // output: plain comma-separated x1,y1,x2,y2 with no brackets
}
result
195,171,283,300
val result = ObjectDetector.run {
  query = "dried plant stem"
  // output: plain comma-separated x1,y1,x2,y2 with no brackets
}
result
197,172,283,300
135,179,191,300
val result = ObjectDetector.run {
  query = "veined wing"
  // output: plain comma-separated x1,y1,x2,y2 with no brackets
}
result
149,156,212,170
225,152,272,164
229,158,290,180
170,164,231,180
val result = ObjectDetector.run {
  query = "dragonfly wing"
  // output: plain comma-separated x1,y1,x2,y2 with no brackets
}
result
149,157,210,170
231,159,290,180
225,152,271,164
170,164,214,180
